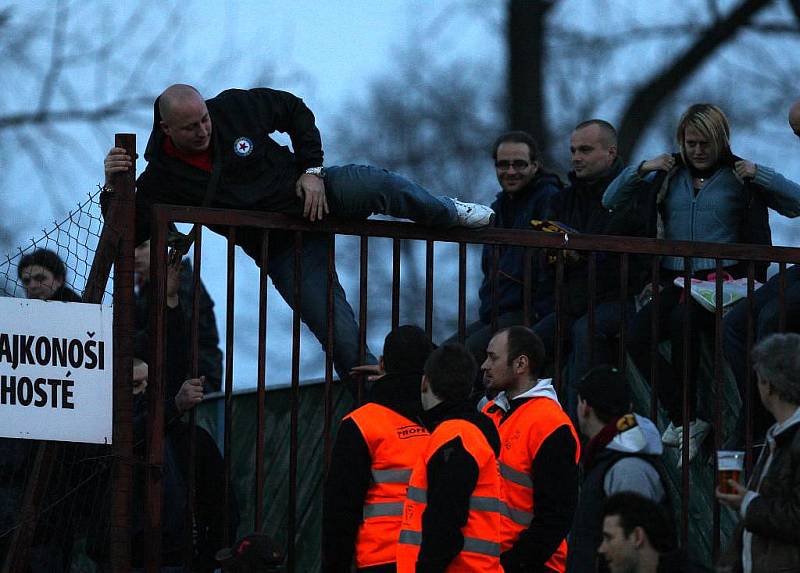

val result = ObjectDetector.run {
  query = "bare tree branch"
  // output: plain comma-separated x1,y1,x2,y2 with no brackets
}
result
616,0,774,161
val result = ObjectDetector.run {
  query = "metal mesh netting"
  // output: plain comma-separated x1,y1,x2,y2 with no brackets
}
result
0,189,116,572
0,188,110,302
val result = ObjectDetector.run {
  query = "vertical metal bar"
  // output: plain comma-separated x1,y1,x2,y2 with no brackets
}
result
712,260,724,562
145,206,169,573
358,236,368,404
553,251,565,392
778,262,787,332
392,238,401,330
109,132,136,572
617,253,629,369
223,228,236,547
458,243,467,343
523,247,533,327
649,258,661,422
680,259,692,550
490,244,499,332
587,253,597,367
745,262,756,473
425,240,434,338
255,231,270,531
184,227,203,570
323,236,336,472
288,231,303,572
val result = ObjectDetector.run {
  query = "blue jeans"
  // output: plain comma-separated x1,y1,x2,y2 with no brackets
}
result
532,301,629,423
265,165,459,387
325,164,457,226
723,265,800,442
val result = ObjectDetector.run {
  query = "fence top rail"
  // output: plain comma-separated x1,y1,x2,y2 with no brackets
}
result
151,204,800,265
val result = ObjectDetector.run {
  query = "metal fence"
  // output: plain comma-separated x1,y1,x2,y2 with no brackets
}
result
2,130,799,570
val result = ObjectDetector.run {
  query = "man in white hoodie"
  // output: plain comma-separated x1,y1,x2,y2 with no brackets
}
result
567,365,668,573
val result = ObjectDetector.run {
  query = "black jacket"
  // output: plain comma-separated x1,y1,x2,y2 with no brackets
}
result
478,173,562,324
323,372,425,573
415,400,500,573
136,259,223,392
541,158,649,316
132,87,324,259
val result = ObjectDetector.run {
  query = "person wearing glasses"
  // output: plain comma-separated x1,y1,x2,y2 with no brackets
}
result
453,131,562,394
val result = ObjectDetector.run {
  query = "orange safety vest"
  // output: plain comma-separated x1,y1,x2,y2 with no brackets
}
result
396,418,504,572
483,397,580,573
345,403,430,569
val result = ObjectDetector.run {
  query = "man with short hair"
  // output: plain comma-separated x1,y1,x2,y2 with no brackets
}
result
717,333,800,573
598,492,677,573
455,131,561,382
396,344,503,572
568,365,667,573
103,84,494,387
481,326,580,572
532,120,647,423
17,248,81,301
323,325,435,572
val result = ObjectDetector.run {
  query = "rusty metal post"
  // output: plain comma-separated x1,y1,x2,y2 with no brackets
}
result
144,201,171,573
110,133,137,572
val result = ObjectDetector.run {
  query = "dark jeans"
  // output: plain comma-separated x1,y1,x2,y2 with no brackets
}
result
723,265,800,442
626,283,715,425
532,301,630,423
245,164,460,386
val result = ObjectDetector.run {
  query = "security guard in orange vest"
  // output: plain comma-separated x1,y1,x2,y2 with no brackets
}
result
396,343,504,572
324,325,435,572
481,326,580,573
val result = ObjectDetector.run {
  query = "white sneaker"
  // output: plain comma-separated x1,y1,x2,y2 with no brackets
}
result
449,198,495,228
676,419,711,469
661,422,681,447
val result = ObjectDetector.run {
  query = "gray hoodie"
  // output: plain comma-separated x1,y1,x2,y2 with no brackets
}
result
603,414,666,501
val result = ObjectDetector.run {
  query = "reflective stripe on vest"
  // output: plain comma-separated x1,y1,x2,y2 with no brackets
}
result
372,468,413,483
406,486,501,513
398,530,501,557
500,461,533,488
363,502,404,518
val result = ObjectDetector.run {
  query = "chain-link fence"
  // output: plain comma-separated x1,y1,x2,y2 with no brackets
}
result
1,188,117,572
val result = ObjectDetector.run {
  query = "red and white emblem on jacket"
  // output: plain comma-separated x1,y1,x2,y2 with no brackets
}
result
233,137,253,156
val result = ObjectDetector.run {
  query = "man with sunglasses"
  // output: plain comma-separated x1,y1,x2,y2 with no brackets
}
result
454,131,562,393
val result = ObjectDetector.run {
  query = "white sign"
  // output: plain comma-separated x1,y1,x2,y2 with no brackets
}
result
0,297,113,444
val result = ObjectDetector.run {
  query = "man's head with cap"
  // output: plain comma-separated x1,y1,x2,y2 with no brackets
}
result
576,365,631,438
381,325,436,375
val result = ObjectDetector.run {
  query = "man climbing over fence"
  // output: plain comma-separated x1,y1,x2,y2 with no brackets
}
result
103,83,494,386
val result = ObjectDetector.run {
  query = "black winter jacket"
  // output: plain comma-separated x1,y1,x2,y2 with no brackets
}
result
133,88,324,258
541,158,649,316
478,173,562,324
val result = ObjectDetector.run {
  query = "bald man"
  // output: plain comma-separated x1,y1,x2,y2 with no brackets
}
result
722,98,800,448
103,84,493,386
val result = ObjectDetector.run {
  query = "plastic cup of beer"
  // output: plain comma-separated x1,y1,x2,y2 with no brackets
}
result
717,450,744,494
